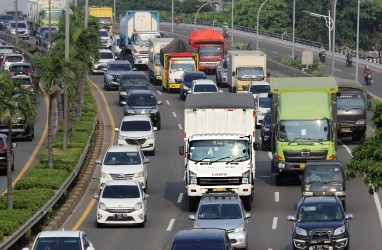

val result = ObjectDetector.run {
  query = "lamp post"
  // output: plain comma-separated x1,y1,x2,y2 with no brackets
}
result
331,0,337,76
194,2,218,30
63,0,70,150
213,19,218,27
85,0,88,28
303,10,333,51
256,0,269,50
231,0,234,47
355,0,360,81
171,0,174,32
292,0,295,58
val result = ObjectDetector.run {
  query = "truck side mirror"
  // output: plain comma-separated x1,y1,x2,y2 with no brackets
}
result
253,142,259,150
336,92,341,97
232,71,236,77
179,146,184,155
267,72,271,78
267,93,272,98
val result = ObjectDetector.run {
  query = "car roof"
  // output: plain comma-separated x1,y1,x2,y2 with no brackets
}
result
193,79,216,85
107,144,139,153
301,196,339,205
8,20,26,24
9,62,31,67
98,49,113,53
36,230,83,238
120,71,146,77
3,53,23,57
201,192,241,205
108,60,131,65
121,115,151,122
250,81,270,86
105,179,140,186
184,71,206,76
174,228,227,241
11,75,32,79
128,89,154,95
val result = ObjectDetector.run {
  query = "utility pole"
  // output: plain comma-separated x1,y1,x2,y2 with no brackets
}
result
14,0,18,46
63,0,70,150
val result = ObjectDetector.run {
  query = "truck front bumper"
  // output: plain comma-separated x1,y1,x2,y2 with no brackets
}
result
133,56,149,65
272,160,305,175
199,61,219,70
187,184,252,197
338,124,366,137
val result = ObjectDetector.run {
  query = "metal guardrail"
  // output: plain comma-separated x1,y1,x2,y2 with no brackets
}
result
0,35,97,249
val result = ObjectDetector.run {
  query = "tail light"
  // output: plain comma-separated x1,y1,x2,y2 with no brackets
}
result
10,72,16,75
1,144,6,151
26,71,33,75
27,85,34,90
2,60,7,65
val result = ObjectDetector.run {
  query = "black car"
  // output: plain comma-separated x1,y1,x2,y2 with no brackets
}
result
0,15,14,30
122,90,162,130
35,26,58,46
260,110,272,151
302,161,346,207
118,72,149,104
179,71,207,101
0,134,16,174
171,228,233,250
287,196,352,250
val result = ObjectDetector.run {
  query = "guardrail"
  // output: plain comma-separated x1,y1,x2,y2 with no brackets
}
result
0,34,98,249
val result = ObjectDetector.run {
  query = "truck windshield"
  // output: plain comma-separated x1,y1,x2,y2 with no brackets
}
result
97,17,112,25
170,61,195,72
154,54,161,66
337,91,365,111
99,30,109,37
188,140,250,162
133,33,161,46
237,67,264,80
41,10,64,20
278,120,331,142
199,45,223,56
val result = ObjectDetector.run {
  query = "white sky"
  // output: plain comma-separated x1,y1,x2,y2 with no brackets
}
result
0,0,28,14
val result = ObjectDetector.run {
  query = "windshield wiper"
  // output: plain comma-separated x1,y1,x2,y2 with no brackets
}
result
323,180,343,184
306,180,323,184
344,107,365,111
288,138,324,145
210,156,231,163
194,157,214,164
226,156,246,164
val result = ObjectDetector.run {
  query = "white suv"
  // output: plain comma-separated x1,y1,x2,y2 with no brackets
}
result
92,49,114,74
115,115,157,155
96,145,149,190
189,79,221,95
254,92,271,127
94,179,149,228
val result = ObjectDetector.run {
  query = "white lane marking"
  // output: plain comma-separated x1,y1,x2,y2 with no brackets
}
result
268,152,272,159
338,140,352,156
167,219,175,231
274,192,279,202
335,69,342,72
165,100,170,105
373,193,382,228
257,175,271,178
156,90,162,95
271,51,278,54
258,136,261,140
350,73,356,77
272,217,278,229
172,112,177,118
178,124,183,130
177,193,183,203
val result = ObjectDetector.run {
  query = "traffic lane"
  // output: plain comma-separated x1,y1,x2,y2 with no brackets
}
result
73,73,188,250
0,95,48,192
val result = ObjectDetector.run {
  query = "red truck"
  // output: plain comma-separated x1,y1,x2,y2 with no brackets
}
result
189,29,226,72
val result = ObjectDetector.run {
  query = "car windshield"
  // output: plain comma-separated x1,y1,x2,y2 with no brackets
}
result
108,63,132,71
121,120,151,131
127,95,156,106
102,185,140,198
120,77,147,90
189,139,250,162
99,30,109,37
250,84,270,94
42,31,57,40
258,97,271,108
172,241,225,250
337,91,365,111
237,67,264,80
33,237,81,250
5,55,23,62
10,22,27,28
39,27,57,34
198,204,242,220
222,60,227,68
193,84,217,93
170,61,195,72
264,112,271,125
304,165,343,183
298,203,343,221
183,74,206,86
104,151,141,165
100,52,113,59
199,45,223,56
278,120,332,142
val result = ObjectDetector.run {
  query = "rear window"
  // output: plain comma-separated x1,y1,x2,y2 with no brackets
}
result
184,73,206,83
100,52,113,59
12,77,32,86
0,15,14,21
5,55,23,62
34,237,81,250
127,95,157,106
250,84,270,94
9,65,32,72
0,47,15,54
121,120,151,131
194,84,218,93
102,185,140,198
172,241,225,250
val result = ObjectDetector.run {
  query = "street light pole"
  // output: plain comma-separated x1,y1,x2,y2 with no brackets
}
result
231,0,234,47
256,0,269,50
85,0,88,28
328,9,331,51
355,0,360,81
171,0,174,33
331,0,337,76
194,2,218,30
63,0,70,150
303,11,333,51
292,0,295,58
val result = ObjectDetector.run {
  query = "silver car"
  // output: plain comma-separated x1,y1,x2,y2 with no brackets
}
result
189,192,251,249
215,57,228,87
103,60,134,90
6,20,29,40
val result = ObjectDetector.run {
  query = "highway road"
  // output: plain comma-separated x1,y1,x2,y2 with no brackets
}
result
4,24,381,249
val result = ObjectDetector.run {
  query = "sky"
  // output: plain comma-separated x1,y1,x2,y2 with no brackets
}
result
0,0,28,14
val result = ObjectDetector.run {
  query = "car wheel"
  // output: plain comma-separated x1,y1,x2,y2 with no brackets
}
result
242,196,252,211
96,222,104,228
104,83,109,91
188,197,199,212
155,121,161,130
216,75,220,86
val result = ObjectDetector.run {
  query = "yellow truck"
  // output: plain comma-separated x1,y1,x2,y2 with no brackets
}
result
227,50,267,93
89,6,113,35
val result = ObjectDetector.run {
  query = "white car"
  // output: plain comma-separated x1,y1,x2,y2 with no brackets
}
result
92,49,114,74
6,20,29,40
93,179,149,228
188,79,221,95
115,115,157,155
22,230,94,250
255,92,271,127
248,81,270,98
99,28,112,49
96,145,150,190
111,33,122,59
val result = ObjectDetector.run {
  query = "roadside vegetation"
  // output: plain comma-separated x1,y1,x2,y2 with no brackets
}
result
0,4,99,244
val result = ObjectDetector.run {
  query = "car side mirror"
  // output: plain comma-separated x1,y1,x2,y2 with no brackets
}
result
187,89,192,94
232,71,236,76
92,194,99,200
245,212,251,219
133,68,137,71
115,128,119,132
179,146,184,155
120,101,127,105
144,194,150,200
95,159,102,164
253,142,259,150
11,142,17,148
345,214,353,220
87,247,95,250
153,127,158,131
218,90,223,93
157,101,163,105
188,214,195,221
287,215,296,222
144,158,150,164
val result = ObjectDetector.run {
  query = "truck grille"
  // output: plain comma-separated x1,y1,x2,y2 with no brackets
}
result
283,150,328,162
198,177,241,186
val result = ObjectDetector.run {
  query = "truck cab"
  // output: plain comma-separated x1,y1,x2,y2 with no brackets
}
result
128,31,161,67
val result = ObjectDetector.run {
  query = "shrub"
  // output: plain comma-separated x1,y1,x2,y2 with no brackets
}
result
15,169,69,190
0,210,33,236
13,188,55,213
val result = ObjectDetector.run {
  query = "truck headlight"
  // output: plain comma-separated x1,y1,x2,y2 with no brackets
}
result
335,191,346,196
257,111,264,116
334,225,346,235
169,78,175,83
302,191,313,196
98,202,107,211
134,202,143,210
189,170,197,184
296,226,307,236
106,74,113,79
242,170,250,184
237,86,243,91
135,171,144,178
356,119,366,125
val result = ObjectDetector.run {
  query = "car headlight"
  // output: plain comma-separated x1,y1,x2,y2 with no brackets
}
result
257,111,264,116
124,109,135,114
189,170,197,184
263,127,270,132
120,91,128,96
118,135,127,140
150,109,158,114
356,119,366,125
183,86,189,90
98,202,107,211
302,191,313,196
101,172,109,178
334,225,346,235
11,31,16,35
233,223,245,233
147,133,154,139
135,171,144,178
134,202,143,210
295,226,307,236
237,86,243,91
106,74,113,79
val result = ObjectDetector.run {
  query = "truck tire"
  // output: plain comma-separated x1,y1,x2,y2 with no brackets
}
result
188,197,198,212
242,196,252,211
273,173,283,186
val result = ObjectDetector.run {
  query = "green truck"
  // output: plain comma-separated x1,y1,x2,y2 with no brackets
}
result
269,77,338,185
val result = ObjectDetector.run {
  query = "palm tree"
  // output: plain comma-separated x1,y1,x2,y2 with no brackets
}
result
0,71,36,209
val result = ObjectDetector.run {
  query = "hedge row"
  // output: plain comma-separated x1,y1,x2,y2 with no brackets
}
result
0,82,97,241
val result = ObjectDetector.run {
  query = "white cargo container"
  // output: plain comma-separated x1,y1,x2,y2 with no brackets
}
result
180,93,259,211
148,38,174,84
227,50,267,93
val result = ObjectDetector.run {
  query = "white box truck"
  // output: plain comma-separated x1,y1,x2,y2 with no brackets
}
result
148,37,174,85
179,93,259,211
227,50,267,93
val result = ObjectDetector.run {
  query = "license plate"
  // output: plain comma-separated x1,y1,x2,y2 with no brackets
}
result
300,163,305,169
212,188,227,191
313,245,330,250
340,128,351,132
114,214,128,219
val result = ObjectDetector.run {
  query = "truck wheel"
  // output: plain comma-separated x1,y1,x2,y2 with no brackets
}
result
273,173,283,186
188,197,198,212
233,86,237,93
155,121,161,130
242,196,252,211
